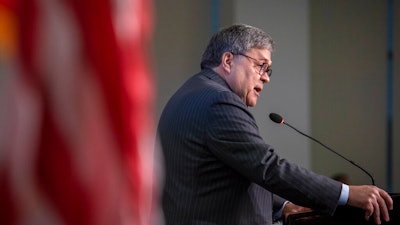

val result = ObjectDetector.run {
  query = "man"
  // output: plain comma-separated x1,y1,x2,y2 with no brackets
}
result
157,24,392,225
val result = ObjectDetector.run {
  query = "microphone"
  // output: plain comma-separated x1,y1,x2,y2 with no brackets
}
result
268,112,375,185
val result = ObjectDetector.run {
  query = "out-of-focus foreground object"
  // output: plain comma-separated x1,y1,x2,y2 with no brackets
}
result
0,0,158,224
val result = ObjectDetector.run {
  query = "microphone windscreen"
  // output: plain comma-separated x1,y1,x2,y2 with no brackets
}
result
269,113,283,124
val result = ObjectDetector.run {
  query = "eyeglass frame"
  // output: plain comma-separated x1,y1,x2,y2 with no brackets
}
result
231,52,272,77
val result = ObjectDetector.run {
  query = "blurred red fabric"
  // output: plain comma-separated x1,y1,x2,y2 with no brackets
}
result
0,0,157,224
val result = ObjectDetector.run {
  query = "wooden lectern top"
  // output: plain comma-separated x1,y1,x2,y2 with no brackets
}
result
284,193,399,225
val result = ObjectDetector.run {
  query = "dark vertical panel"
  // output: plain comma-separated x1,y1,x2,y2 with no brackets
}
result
386,0,394,192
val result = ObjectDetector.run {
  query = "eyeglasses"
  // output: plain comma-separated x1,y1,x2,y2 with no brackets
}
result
233,53,272,77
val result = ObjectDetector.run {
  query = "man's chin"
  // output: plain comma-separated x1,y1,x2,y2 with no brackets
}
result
246,99,257,107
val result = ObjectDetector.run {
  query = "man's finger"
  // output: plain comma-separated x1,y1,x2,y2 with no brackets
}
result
372,197,381,224
378,193,391,222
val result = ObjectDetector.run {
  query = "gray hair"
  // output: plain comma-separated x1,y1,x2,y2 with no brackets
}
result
200,24,275,69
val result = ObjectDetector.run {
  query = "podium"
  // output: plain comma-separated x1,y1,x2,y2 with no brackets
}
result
284,193,400,225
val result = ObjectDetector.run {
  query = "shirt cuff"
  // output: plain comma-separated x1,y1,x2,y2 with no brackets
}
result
338,184,349,205
274,200,290,221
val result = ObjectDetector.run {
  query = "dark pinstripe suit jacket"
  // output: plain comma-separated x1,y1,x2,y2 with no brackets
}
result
158,69,342,225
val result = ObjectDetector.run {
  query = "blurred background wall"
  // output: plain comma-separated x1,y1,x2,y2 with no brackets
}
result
153,0,399,192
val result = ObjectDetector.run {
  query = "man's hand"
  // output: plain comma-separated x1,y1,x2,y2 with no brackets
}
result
282,202,312,219
348,185,393,224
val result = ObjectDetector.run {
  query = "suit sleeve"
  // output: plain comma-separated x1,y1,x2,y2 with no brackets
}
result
273,195,287,213
205,91,342,215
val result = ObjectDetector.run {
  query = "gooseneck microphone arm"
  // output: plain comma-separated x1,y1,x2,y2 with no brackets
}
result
269,113,375,186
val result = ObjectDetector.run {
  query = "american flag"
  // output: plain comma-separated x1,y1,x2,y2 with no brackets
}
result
0,0,158,224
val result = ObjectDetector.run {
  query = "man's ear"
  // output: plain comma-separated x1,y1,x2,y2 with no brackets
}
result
221,52,234,72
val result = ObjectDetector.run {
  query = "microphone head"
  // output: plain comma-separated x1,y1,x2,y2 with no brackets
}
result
269,113,284,124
